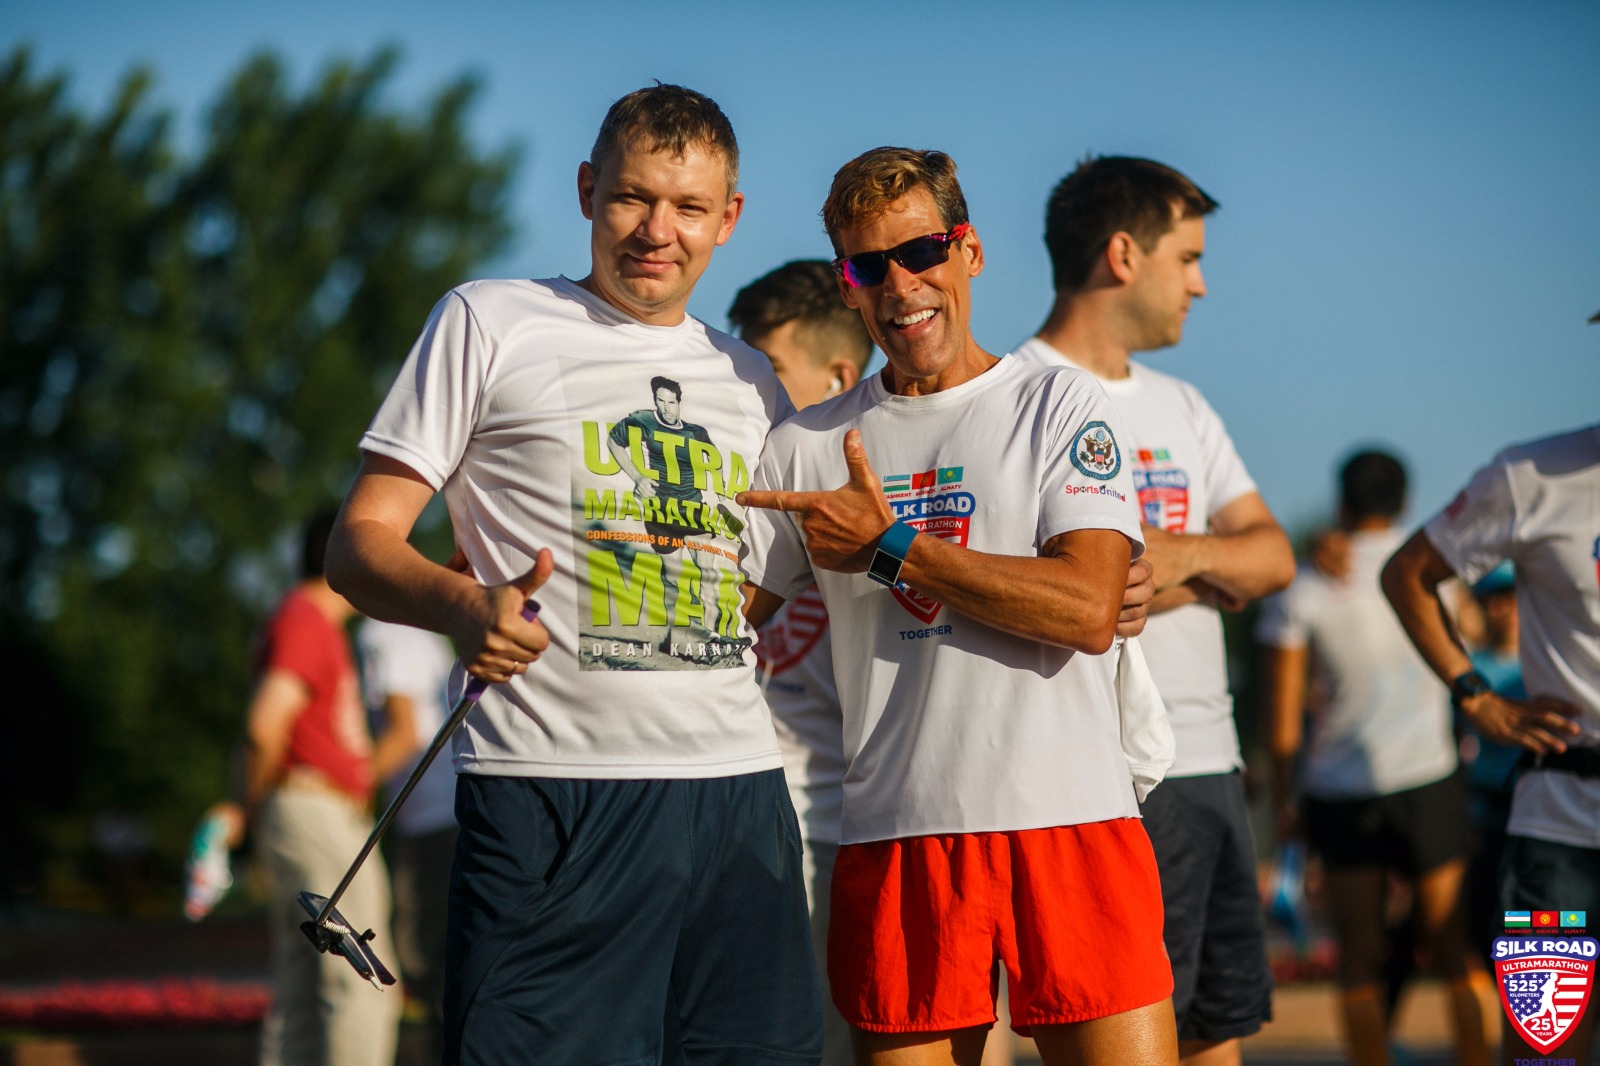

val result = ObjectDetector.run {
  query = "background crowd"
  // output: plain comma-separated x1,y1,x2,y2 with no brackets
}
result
1,4,1596,1065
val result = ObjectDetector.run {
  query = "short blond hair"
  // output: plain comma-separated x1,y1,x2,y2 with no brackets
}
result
821,147,969,256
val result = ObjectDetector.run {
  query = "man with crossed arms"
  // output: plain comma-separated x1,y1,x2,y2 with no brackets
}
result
1011,156,1295,1066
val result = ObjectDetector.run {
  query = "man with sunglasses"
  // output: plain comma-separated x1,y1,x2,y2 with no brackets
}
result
741,147,1174,1066
1009,157,1295,1066
325,85,821,1065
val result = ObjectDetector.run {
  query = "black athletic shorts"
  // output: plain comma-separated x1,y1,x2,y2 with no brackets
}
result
1499,833,1600,917
1304,770,1473,874
443,771,822,1065
1140,771,1273,1041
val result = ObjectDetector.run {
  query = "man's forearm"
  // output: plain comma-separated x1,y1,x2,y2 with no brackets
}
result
330,457,553,685
1380,530,1473,686
328,516,480,634
370,694,420,783
325,458,481,634
241,738,288,823
1149,576,1240,616
1264,644,1307,830
896,531,1127,653
1161,522,1295,602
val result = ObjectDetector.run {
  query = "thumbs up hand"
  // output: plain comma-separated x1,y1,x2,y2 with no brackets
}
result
737,430,896,573
450,548,555,684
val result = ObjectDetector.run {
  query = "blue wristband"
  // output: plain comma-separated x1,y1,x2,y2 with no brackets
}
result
867,521,918,587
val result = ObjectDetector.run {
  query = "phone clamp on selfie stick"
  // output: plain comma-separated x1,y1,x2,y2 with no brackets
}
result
298,601,542,988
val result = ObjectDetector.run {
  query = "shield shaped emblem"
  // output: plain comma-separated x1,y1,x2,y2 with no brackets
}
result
1494,937,1596,1052
755,585,828,674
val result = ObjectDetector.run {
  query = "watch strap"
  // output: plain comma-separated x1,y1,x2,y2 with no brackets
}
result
867,521,918,588
1450,669,1490,709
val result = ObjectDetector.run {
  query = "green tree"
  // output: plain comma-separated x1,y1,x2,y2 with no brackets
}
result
0,46,517,902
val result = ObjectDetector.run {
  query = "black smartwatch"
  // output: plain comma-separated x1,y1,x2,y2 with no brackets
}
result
867,521,918,588
1450,669,1490,711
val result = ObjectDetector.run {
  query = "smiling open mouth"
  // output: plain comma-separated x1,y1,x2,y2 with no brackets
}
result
891,309,937,329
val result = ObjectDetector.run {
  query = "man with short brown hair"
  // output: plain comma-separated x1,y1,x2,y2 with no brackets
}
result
729,259,873,410
1011,155,1295,1066
742,146,1173,1066
327,84,820,1065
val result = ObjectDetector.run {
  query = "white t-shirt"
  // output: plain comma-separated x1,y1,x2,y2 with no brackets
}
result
745,356,1145,844
361,277,791,780
1255,528,1457,799
356,620,460,836
1423,424,1600,849
757,587,844,845
1010,339,1259,776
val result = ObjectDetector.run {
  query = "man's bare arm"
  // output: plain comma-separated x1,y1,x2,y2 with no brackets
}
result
1263,643,1308,844
242,669,308,820
741,583,787,631
326,453,553,685
900,526,1129,653
370,693,421,783
1145,491,1294,615
211,668,310,847
1381,529,1579,753
738,430,1128,654
742,545,1144,645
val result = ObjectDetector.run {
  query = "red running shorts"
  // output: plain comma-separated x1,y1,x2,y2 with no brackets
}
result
828,819,1173,1034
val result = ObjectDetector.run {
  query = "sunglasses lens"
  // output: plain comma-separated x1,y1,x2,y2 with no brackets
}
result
837,227,965,288
841,253,888,289
895,235,950,274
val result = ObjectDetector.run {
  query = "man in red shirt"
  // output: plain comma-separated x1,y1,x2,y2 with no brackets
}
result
219,509,415,1066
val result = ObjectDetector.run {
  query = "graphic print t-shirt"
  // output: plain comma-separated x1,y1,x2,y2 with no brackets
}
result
745,357,1145,844
361,277,792,779
1423,424,1600,848
257,589,372,802
1011,339,1259,777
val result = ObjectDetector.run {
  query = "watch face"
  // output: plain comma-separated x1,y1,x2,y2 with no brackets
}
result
867,548,902,587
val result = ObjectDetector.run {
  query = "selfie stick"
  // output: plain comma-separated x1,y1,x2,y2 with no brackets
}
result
298,601,542,988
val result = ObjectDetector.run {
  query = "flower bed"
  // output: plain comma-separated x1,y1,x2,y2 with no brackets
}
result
0,978,269,1030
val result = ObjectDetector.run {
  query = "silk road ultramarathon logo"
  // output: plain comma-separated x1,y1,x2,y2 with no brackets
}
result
881,466,972,625
1491,935,1595,1053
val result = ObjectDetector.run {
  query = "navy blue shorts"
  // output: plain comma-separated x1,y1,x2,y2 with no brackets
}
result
444,771,822,1065
1140,771,1273,1042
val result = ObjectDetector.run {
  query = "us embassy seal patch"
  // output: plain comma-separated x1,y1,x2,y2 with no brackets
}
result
1492,935,1596,1053
1071,421,1121,481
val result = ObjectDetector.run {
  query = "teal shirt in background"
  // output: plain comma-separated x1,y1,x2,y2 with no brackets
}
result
1463,648,1525,829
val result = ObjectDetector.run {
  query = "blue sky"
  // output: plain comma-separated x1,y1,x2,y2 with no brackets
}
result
9,0,1599,531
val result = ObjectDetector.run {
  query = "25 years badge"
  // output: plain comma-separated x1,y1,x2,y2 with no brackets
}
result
1492,934,1596,1053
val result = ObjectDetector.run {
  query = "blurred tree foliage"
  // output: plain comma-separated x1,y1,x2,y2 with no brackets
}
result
0,45,516,901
